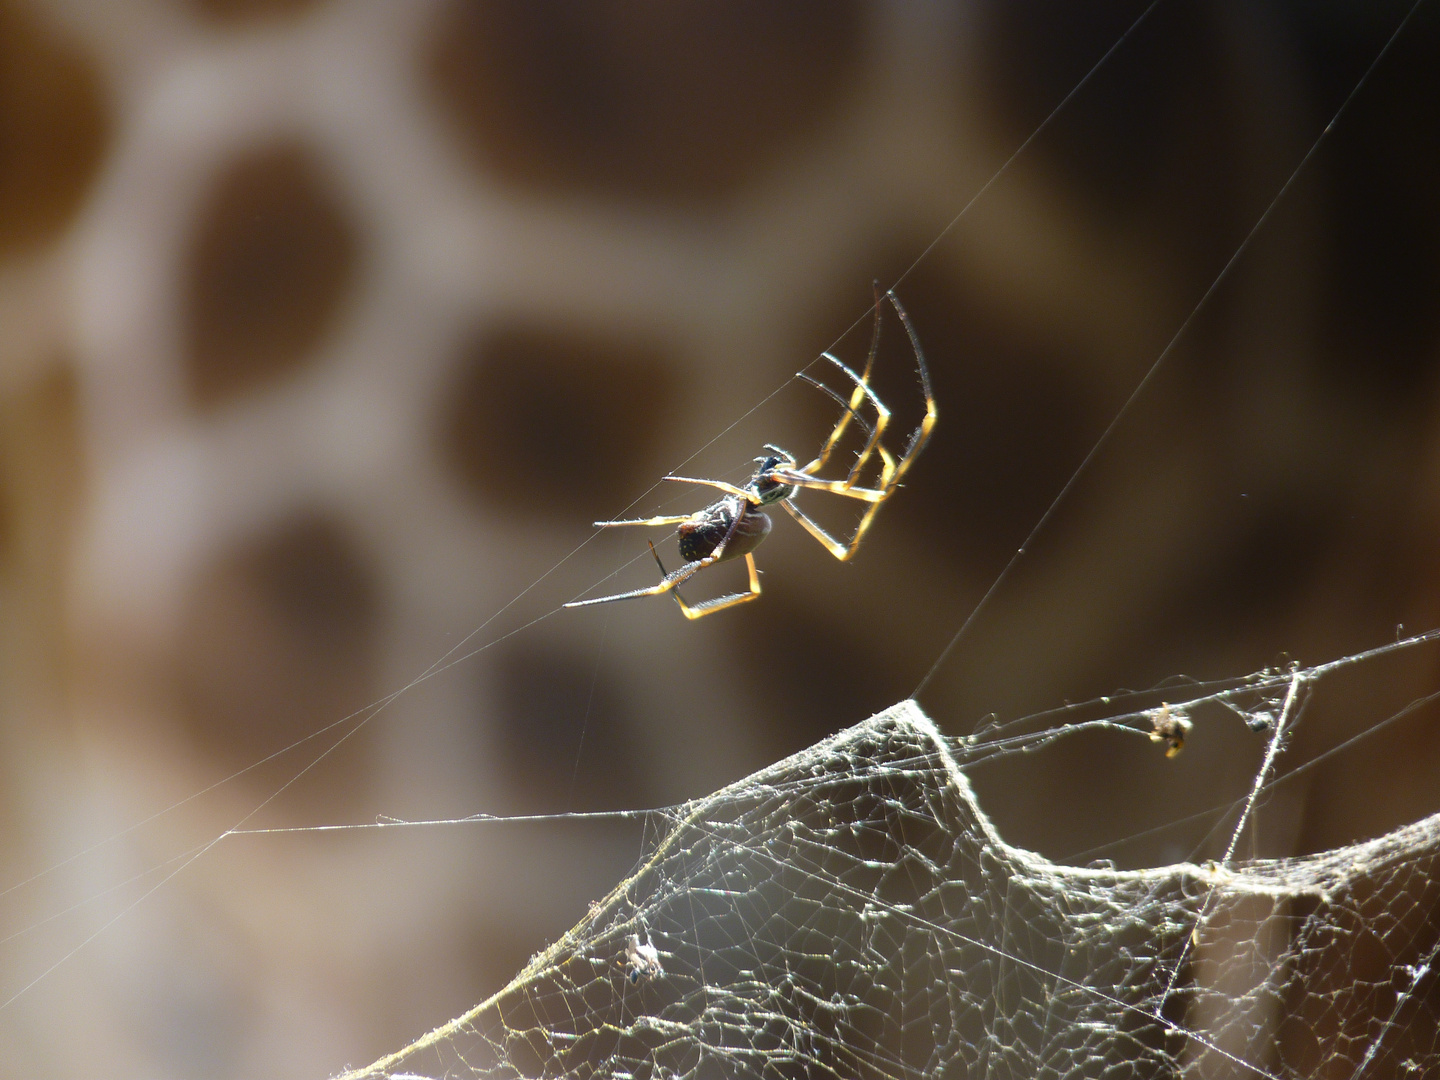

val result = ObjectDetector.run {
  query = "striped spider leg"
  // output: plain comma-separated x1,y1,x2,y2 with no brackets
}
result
770,289,936,561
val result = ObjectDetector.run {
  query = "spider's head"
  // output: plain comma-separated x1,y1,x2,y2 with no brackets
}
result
750,451,796,505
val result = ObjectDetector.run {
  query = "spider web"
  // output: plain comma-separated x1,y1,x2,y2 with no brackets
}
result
334,641,1440,1080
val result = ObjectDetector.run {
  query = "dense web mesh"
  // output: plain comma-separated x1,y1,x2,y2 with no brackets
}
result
337,676,1440,1080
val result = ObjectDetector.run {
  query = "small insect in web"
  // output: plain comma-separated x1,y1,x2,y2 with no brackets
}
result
622,932,663,983
565,288,937,619
1147,703,1192,758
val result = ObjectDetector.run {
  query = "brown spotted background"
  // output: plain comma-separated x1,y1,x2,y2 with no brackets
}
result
0,1,1438,1076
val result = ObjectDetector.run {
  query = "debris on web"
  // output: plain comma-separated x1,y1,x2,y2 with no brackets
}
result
338,697,1440,1080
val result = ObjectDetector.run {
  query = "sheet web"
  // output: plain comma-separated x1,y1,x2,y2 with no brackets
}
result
337,655,1440,1080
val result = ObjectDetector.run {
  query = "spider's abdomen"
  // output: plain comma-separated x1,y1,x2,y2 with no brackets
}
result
679,502,771,563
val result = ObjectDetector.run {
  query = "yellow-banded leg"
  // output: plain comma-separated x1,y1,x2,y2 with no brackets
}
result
563,547,715,610
800,284,888,483
566,495,761,616
800,351,891,487
773,289,937,561
649,543,762,620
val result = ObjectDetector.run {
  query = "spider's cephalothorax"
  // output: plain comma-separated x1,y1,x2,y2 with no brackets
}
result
749,453,797,505
566,289,936,620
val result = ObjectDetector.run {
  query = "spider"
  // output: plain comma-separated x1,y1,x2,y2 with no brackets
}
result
1147,703,1192,758
565,288,936,620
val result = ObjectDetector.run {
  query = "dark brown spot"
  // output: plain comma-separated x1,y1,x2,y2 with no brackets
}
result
426,0,863,202
0,443,10,570
975,0,1223,220
439,321,678,522
488,642,649,813
190,0,322,24
182,142,359,409
0,367,81,675
730,592,907,763
174,513,380,805
0,2,109,254
1294,8,1440,410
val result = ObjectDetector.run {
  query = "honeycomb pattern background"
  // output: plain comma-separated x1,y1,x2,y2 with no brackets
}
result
1,1,1439,1076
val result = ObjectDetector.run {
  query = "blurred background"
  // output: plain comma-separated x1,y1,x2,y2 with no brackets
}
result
1,0,1439,1075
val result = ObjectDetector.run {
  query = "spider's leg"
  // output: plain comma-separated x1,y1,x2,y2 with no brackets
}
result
593,514,694,528
881,289,937,492
650,537,759,619
568,505,748,613
563,555,709,609
766,471,887,502
799,292,933,494
779,498,851,561
803,353,894,491
647,540,692,613
661,475,752,499
787,485,896,560
778,479,891,560
646,507,758,619
670,553,762,619
831,352,893,486
797,352,891,487
806,289,934,493
799,285,889,480
793,373,889,486
780,290,936,560
815,284,883,463
794,374,875,445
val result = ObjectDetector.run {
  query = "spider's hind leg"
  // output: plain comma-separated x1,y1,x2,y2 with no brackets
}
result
564,551,708,610
650,543,761,620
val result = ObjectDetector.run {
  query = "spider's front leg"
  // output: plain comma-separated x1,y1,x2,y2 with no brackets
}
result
794,286,895,485
770,289,937,563
798,352,891,487
660,476,752,499
773,474,897,562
